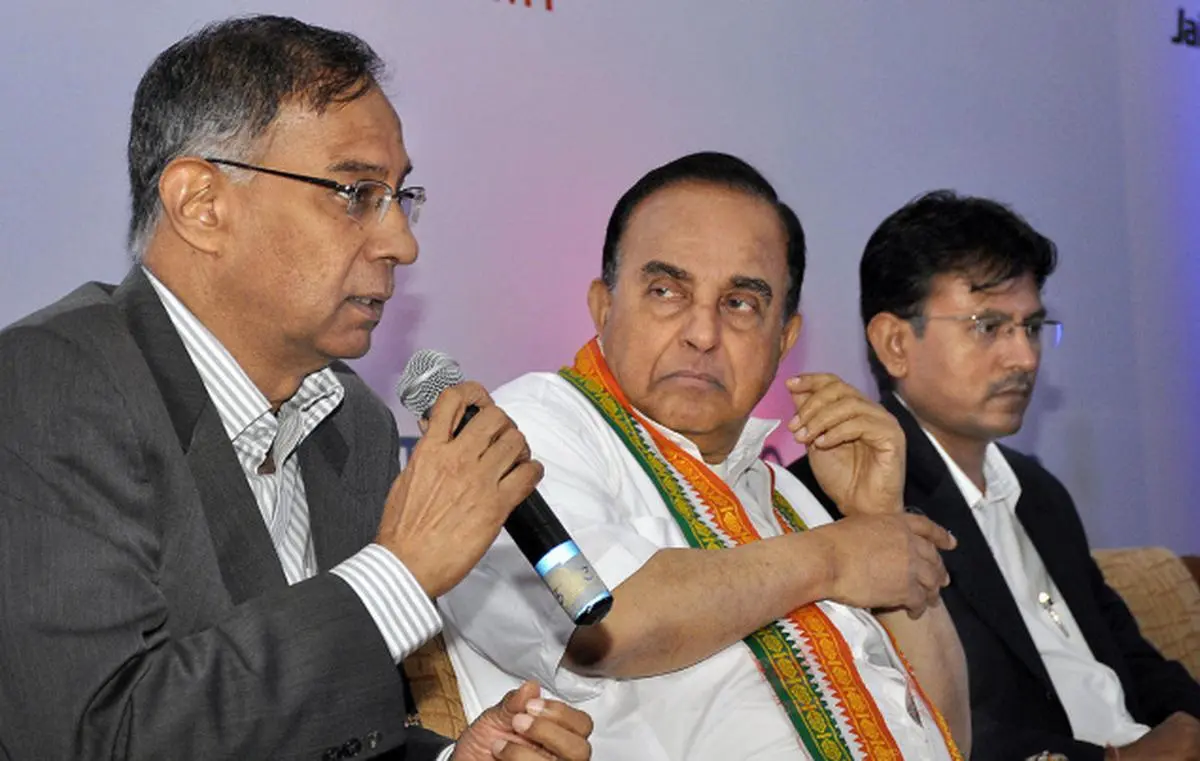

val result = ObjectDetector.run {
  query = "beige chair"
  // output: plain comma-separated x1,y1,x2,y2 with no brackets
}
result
403,547,1200,737
403,634,469,739
1092,547,1200,679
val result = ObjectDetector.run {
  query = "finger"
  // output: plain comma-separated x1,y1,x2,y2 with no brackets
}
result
479,427,532,478
905,514,957,550
425,382,494,441
913,535,941,568
522,698,595,740
790,395,870,438
509,709,592,761
914,554,944,596
785,373,847,396
450,380,496,411
497,460,545,507
451,405,516,457
799,407,900,450
918,550,950,590
500,681,542,717
500,437,535,479
904,593,929,619
792,396,897,439
493,735,553,761
787,379,863,430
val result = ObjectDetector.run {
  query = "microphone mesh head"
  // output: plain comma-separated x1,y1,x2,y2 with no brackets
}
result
395,349,465,418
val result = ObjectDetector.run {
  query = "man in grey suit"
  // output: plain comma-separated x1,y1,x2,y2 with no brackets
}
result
0,15,593,761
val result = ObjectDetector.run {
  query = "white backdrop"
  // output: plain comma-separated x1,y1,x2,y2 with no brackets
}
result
0,1,1195,553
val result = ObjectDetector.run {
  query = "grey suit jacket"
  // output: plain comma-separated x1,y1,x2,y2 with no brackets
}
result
0,269,451,760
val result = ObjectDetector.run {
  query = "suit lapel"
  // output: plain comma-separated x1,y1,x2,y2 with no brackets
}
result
887,396,1055,689
185,410,289,602
114,267,287,604
301,415,372,570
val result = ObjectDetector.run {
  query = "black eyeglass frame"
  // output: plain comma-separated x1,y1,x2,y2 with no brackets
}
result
204,157,426,225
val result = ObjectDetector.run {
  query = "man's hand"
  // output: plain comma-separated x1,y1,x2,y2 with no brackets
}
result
818,512,956,618
785,374,905,515
1113,712,1200,760
453,681,593,761
377,382,544,598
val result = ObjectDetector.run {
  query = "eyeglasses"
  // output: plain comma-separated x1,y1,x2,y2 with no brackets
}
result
913,313,1064,349
205,158,426,227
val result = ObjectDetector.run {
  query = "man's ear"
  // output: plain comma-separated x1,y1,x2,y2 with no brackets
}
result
866,312,912,384
779,312,804,360
156,157,232,255
587,278,613,336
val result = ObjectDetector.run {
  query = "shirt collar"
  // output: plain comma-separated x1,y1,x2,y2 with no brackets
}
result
894,393,1021,510
143,267,343,444
638,407,779,482
593,339,779,479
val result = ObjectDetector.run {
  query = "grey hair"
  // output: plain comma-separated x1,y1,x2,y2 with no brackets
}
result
126,15,385,259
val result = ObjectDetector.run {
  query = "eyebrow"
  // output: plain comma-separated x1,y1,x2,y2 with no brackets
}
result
327,159,414,185
976,306,1049,320
641,261,775,302
730,275,774,303
641,260,691,281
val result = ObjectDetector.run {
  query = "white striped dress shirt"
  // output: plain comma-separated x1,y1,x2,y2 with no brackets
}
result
144,269,442,668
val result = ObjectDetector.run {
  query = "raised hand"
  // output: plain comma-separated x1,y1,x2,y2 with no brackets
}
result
453,681,593,761
786,373,905,515
377,381,544,598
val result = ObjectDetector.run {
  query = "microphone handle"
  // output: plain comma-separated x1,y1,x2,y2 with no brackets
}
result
450,405,612,625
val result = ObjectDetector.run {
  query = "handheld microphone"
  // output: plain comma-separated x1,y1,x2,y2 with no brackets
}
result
396,350,613,626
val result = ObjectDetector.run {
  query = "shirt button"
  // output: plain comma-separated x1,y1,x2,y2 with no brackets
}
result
365,731,382,749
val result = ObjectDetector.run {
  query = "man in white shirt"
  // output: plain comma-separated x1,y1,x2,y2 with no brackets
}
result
440,152,970,760
792,190,1200,761
0,15,591,761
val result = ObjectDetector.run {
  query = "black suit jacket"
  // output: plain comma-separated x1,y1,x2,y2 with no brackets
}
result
0,269,449,760
789,394,1200,761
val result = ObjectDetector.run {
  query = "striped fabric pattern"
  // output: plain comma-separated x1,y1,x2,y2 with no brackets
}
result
145,269,440,663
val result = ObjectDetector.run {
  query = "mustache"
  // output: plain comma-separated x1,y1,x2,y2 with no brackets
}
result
987,373,1036,397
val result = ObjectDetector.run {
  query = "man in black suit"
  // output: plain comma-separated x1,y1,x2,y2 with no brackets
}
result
0,16,592,761
790,191,1200,760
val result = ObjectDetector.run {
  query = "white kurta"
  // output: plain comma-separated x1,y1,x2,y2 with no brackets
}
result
439,372,957,760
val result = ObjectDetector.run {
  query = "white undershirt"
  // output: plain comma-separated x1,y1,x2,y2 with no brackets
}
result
918,426,1149,746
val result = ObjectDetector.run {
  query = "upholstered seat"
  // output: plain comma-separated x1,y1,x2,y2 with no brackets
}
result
403,633,469,739
1093,547,1200,679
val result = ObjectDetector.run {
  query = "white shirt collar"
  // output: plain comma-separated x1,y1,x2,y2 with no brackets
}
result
638,408,779,481
894,394,1021,509
143,267,343,445
592,338,779,481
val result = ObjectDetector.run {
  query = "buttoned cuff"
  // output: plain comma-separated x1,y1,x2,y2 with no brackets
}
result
331,544,442,663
